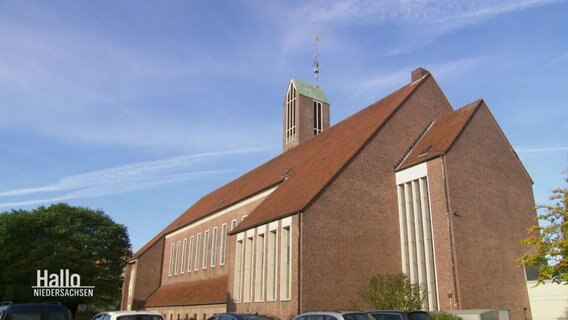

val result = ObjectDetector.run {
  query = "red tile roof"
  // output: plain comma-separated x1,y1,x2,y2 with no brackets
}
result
132,73,429,259
396,100,483,170
144,277,227,307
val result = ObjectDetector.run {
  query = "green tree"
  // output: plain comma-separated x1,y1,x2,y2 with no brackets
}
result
0,203,132,312
519,177,568,284
350,273,423,310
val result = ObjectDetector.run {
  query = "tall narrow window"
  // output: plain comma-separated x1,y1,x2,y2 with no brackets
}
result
313,101,323,135
231,219,237,231
174,241,181,275
168,243,175,277
187,236,194,272
202,230,209,270
267,229,278,301
180,238,187,274
280,225,291,300
243,235,254,302
397,175,438,311
127,265,137,309
220,223,227,265
194,233,201,271
234,238,243,302
211,227,218,267
255,230,265,301
286,83,297,143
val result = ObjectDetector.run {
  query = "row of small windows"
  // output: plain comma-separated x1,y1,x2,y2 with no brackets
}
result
234,220,292,303
168,219,238,277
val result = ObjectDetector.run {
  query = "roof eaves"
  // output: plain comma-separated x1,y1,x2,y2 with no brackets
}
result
229,209,300,235
143,277,228,308
168,179,284,232
397,154,442,172
130,179,284,259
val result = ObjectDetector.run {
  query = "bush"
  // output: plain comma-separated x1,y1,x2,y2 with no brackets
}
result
430,312,463,320
350,273,423,310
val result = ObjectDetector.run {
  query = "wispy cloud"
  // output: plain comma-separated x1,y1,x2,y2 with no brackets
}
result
285,0,563,56
302,0,560,24
0,2,279,152
0,170,233,209
352,68,409,99
0,147,266,208
351,57,485,100
542,52,568,69
516,146,568,154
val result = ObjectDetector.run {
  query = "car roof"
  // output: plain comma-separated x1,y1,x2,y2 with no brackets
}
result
368,311,427,314
295,311,366,317
97,311,163,317
1,303,69,310
210,313,277,319
213,313,258,316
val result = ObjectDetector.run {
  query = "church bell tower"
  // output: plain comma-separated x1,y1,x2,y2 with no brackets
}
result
283,79,330,152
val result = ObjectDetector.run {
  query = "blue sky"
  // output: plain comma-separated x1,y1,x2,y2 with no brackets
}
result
0,0,566,252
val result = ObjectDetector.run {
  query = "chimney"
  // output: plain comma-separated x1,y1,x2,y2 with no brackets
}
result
411,67,430,82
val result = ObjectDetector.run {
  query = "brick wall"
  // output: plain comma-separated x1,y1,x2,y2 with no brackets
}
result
127,237,165,309
299,75,452,312
426,158,457,311
442,103,536,319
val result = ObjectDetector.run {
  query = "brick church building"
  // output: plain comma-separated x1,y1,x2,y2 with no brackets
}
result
121,68,536,320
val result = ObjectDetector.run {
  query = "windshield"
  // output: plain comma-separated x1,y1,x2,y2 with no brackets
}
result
343,314,373,320
243,316,279,320
408,313,431,320
5,310,68,320
6,312,42,320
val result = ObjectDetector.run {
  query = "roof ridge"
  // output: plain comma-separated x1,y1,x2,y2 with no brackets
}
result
231,75,431,234
302,74,429,196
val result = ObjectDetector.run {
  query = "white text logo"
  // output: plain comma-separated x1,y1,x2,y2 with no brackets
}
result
33,269,94,297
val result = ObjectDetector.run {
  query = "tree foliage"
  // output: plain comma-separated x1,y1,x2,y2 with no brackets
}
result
0,203,132,311
519,177,568,284
350,273,423,311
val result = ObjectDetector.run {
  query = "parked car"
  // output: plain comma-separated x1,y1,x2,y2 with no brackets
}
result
0,302,73,320
293,311,371,320
368,311,431,320
207,313,279,320
91,311,164,320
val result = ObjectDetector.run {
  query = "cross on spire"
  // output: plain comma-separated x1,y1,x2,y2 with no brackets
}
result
313,33,320,87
